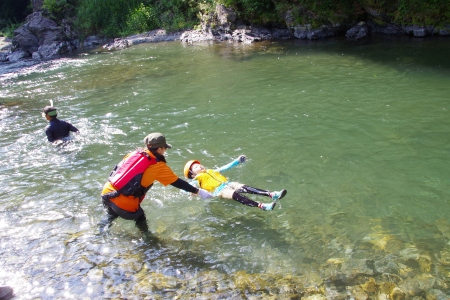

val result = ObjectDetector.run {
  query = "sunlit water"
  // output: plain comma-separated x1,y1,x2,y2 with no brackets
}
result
1,36,450,299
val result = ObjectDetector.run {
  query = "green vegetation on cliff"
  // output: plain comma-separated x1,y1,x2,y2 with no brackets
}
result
0,0,31,37
1,0,449,38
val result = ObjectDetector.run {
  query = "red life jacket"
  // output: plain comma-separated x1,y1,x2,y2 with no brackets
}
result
107,150,158,198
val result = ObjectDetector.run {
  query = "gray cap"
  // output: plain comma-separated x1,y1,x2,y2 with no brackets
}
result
144,132,172,149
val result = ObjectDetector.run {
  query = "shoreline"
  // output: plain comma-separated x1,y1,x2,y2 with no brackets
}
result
1,29,449,76
0,37,12,53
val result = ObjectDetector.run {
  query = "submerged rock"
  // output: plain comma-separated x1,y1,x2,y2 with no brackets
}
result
426,288,450,300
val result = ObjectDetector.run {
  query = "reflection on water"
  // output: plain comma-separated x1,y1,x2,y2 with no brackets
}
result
1,36,450,299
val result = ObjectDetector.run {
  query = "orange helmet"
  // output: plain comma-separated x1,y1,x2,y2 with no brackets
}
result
184,160,200,178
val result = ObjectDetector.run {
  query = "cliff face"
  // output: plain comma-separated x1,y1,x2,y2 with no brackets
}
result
31,0,43,12
181,4,449,43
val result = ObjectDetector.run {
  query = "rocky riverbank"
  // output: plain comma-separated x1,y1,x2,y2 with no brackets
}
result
0,37,12,51
1,3,449,66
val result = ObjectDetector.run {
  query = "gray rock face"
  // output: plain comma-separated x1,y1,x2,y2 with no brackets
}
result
31,0,44,12
12,12,76,60
346,22,369,39
293,25,338,40
8,50,29,62
439,25,450,36
216,4,236,28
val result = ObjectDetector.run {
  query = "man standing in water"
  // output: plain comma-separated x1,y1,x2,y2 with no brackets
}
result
99,132,212,233
42,106,79,142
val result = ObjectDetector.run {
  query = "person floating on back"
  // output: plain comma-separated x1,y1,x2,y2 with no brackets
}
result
184,155,287,211
42,106,79,143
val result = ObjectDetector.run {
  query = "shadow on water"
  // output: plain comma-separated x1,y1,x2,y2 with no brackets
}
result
207,34,450,73
298,35,450,71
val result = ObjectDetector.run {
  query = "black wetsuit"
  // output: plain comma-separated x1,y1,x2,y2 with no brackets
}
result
45,118,79,142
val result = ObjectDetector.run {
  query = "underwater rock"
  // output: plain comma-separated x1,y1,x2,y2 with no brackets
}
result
329,258,375,284
298,272,323,292
436,249,450,266
347,284,370,299
374,254,400,275
398,273,436,298
233,271,270,293
379,281,397,296
418,255,432,273
275,274,304,295
426,288,449,300
397,263,416,279
390,287,406,300
361,277,378,294
146,272,179,290
302,294,327,300
363,232,404,252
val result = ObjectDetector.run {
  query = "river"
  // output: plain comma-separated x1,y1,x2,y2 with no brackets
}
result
1,35,450,299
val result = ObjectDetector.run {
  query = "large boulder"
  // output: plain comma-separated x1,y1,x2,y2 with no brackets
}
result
216,4,236,30
346,22,370,39
293,24,340,40
0,53,7,62
12,12,76,59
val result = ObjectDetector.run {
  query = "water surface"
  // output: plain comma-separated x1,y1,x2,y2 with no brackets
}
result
1,36,450,299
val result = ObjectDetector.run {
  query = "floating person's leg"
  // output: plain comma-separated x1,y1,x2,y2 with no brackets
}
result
232,191,276,211
269,189,287,201
258,202,277,211
237,185,287,201
238,185,272,197
232,191,260,207
219,183,276,211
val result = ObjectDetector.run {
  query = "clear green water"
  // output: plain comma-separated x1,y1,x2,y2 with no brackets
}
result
1,36,450,298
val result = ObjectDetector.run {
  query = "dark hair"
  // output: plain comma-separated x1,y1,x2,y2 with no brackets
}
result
148,147,166,163
43,106,57,117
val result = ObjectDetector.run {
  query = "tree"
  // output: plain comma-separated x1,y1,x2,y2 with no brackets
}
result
0,0,31,25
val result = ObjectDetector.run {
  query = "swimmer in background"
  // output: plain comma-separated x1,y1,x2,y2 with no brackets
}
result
42,106,79,143
184,155,287,211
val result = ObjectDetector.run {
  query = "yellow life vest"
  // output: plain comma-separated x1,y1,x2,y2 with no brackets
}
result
195,169,228,192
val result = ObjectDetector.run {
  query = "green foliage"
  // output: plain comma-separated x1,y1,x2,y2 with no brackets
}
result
0,22,22,38
125,3,158,35
356,0,450,25
0,0,30,36
75,0,204,37
152,0,201,31
217,0,280,25
75,0,144,37
43,0,78,22
0,0,31,24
